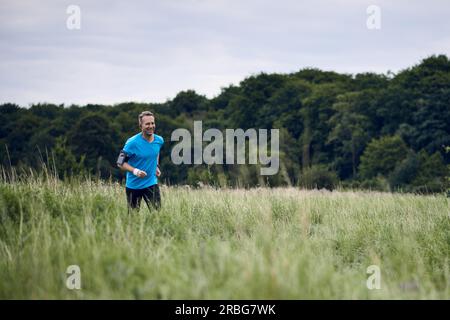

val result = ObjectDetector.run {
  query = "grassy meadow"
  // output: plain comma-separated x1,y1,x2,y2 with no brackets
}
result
0,175,449,299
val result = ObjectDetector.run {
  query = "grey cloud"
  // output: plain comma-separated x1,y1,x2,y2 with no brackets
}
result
0,0,449,106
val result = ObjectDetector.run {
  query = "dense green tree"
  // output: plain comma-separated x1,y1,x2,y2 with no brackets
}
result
300,83,345,169
3,112,42,166
390,149,448,193
168,90,209,116
229,73,286,128
387,55,450,151
29,103,63,120
328,92,371,178
69,114,119,177
352,73,389,91
293,68,352,84
388,152,420,190
1,55,449,191
51,136,86,178
411,150,448,192
359,135,410,179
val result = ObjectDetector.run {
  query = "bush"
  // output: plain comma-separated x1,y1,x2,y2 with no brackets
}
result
359,135,409,179
359,176,390,192
299,165,338,190
388,152,419,191
387,150,449,193
411,179,446,194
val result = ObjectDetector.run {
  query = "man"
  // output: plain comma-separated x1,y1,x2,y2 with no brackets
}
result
117,111,164,212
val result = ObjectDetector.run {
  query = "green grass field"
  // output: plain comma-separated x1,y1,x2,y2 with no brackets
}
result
0,177,448,299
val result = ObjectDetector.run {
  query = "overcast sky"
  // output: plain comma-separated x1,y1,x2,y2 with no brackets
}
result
0,0,449,106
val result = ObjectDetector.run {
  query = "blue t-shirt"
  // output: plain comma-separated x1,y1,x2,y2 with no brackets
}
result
123,133,164,189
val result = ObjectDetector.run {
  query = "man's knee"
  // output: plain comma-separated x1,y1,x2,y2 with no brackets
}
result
126,189,142,211
143,186,161,210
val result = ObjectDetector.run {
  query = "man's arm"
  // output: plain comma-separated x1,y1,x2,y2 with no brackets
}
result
118,162,147,178
156,154,161,177
117,150,147,178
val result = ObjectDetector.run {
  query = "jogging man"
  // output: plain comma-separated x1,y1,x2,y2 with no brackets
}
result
117,111,164,212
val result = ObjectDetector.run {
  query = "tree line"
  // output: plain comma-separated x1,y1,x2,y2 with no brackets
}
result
1,54,449,192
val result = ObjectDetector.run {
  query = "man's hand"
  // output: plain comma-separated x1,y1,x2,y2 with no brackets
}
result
132,168,147,178
156,166,161,177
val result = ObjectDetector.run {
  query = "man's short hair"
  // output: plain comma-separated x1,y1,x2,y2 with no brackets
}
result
138,111,154,125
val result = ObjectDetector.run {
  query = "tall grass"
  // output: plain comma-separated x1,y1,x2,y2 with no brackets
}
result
0,173,448,299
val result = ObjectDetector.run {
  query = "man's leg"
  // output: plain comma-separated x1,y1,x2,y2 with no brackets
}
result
126,187,142,213
142,184,161,211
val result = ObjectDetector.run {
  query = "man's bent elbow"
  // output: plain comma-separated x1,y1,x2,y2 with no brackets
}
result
117,150,129,170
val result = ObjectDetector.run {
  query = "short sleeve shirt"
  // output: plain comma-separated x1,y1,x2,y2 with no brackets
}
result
123,133,164,189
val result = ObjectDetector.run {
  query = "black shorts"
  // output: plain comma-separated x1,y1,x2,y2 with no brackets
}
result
126,184,161,211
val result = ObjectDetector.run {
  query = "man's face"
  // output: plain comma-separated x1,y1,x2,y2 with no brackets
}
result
140,115,155,136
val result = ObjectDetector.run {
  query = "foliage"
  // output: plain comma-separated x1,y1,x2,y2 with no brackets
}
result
299,165,338,190
359,135,409,179
0,55,449,192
